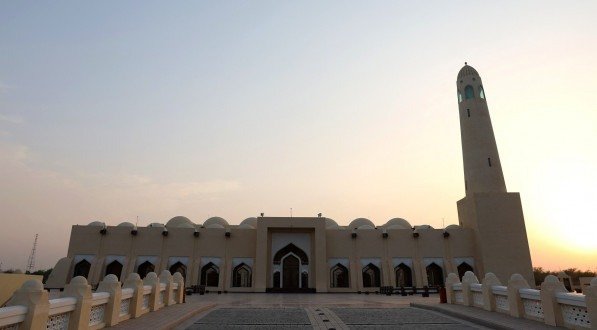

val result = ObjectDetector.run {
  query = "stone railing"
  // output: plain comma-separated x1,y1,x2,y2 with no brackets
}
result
0,270,184,330
446,271,597,329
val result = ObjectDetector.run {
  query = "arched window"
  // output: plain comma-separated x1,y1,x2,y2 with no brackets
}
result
232,263,252,287
169,262,187,281
479,86,485,99
105,260,123,280
200,262,219,287
73,259,91,278
457,262,474,281
426,262,444,287
273,271,281,288
330,263,349,288
362,263,380,287
458,92,463,103
395,263,413,287
301,271,308,289
137,261,155,279
464,85,474,100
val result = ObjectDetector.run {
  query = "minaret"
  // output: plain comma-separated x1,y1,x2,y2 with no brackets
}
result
455,63,534,285
457,63,506,194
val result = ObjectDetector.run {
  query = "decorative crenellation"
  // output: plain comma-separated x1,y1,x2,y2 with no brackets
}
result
446,272,597,330
0,271,185,330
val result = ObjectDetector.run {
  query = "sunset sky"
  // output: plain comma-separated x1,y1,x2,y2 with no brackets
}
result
1,1,595,272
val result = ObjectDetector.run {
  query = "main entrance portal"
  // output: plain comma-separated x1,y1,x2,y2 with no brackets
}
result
282,255,299,288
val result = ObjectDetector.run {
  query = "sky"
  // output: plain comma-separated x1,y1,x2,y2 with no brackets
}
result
0,1,596,272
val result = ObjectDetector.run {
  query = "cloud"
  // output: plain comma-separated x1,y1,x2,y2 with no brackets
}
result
0,114,24,124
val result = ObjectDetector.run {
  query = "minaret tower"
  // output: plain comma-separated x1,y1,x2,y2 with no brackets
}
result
455,63,534,285
457,63,507,194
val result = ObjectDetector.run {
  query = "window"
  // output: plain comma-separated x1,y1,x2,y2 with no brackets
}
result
73,259,91,278
479,86,485,99
467,109,470,117
464,85,474,100
362,263,381,287
395,263,413,287
426,263,444,287
137,261,155,279
330,263,349,288
457,262,474,281
232,263,252,287
200,262,219,287
105,260,123,280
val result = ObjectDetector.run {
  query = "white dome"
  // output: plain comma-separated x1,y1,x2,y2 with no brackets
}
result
349,218,375,229
117,222,135,227
239,217,257,229
386,224,409,230
325,218,339,229
148,223,164,228
445,224,460,230
166,216,195,229
357,224,375,230
205,223,225,229
203,216,229,228
384,218,411,229
88,221,105,227
414,224,434,230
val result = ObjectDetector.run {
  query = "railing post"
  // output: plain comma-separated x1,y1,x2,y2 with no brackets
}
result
173,272,185,304
481,273,501,311
462,271,479,307
585,278,597,327
61,276,92,330
143,272,161,311
96,274,122,326
445,273,460,304
6,280,49,329
123,273,143,318
540,275,566,327
507,273,529,318
159,270,174,306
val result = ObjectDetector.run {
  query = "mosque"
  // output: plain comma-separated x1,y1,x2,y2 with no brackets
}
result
46,64,535,292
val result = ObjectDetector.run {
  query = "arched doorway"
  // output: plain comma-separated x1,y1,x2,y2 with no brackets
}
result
330,263,349,288
105,260,123,280
457,262,473,281
395,263,413,287
282,255,300,289
426,262,444,287
200,262,219,287
169,262,187,281
73,259,91,278
362,263,380,287
137,261,155,279
232,263,252,287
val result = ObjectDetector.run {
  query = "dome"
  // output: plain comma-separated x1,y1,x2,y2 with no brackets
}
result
166,216,195,229
386,224,409,230
148,223,164,228
414,224,434,230
348,218,375,229
239,217,257,229
383,218,411,229
88,221,105,227
203,216,229,228
205,223,225,229
357,224,375,230
445,224,461,230
237,224,254,229
457,63,479,80
117,222,135,227
325,218,339,229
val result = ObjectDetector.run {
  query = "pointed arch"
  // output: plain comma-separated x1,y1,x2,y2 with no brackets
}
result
200,262,219,287
232,263,252,287
73,259,91,278
395,263,413,287
464,85,475,100
273,243,308,265
105,260,123,280
457,262,474,281
362,263,380,287
426,262,444,287
137,261,155,279
330,263,349,288
169,261,187,281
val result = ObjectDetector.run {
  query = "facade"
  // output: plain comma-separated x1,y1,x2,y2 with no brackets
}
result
46,64,535,291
